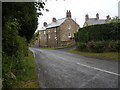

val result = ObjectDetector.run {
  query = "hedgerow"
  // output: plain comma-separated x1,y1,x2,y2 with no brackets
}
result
74,22,120,42
74,22,120,53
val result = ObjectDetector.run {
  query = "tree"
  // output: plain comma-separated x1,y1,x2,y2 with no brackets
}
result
2,2,45,43
111,16,120,22
2,2,45,87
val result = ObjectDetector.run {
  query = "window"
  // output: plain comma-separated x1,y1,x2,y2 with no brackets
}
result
67,24,71,30
68,33,71,38
44,31,46,34
55,36,57,40
49,35,51,39
48,30,50,33
54,28,57,32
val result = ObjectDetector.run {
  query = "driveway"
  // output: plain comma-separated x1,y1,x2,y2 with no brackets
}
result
29,48,119,88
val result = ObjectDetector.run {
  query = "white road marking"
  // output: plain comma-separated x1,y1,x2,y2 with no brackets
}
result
76,63,120,76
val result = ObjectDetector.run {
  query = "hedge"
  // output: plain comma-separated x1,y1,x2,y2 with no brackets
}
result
74,22,120,42
77,40,120,53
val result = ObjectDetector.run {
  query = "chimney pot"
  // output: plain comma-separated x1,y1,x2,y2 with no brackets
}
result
52,17,57,22
66,10,71,18
96,13,99,19
106,15,111,20
85,14,89,21
43,22,47,27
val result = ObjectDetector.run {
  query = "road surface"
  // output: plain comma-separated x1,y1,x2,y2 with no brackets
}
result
29,48,119,88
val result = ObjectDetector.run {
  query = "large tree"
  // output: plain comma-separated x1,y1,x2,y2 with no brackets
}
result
2,2,45,43
2,2,45,87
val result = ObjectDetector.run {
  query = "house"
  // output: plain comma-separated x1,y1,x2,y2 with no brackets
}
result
83,13,111,27
38,10,80,47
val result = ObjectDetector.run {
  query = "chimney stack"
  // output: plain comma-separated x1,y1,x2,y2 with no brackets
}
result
52,17,57,22
66,10,71,18
106,15,111,20
96,13,99,20
43,22,47,27
85,14,89,21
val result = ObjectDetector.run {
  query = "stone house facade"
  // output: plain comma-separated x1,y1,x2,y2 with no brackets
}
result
38,10,80,47
83,13,112,27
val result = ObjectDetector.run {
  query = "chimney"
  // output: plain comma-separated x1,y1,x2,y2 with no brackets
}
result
96,13,99,20
52,17,57,22
43,22,47,27
66,10,71,18
106,15,111,20
66,10,69,17
85,14,89,21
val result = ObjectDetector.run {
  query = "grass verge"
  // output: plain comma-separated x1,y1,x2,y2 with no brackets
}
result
68,48,120,60
32,43,76,49
15,51,39,88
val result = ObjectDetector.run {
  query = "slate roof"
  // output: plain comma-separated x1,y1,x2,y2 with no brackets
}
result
86,18,111,25
40,17,67,31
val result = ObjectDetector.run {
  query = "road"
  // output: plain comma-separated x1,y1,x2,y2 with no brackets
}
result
29,48,119,88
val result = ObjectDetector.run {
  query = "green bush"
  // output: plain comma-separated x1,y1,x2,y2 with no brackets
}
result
74,22,120,42
77,42,86,51
115,40,120,52
87,41,105,53
2,20,28,87
109,40,120,52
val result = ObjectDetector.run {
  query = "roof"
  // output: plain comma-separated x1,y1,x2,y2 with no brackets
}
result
87,18,107,25
39,17,67,31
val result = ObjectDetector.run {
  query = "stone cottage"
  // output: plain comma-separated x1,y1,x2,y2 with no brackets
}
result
38,10,80,47
83,13,111,27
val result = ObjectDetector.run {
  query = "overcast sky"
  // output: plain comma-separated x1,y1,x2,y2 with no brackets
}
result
37,0,119,31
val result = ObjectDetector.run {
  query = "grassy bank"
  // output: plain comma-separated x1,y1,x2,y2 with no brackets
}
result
68,48,120,60
32,43,76,49
14,51,39,88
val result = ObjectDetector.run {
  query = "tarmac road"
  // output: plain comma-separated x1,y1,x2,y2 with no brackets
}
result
29,48,119,88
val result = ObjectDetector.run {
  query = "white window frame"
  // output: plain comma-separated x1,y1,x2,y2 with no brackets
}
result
44,31,46,34
68,33,71,38
48,30,50,33
55,36,57,40
49,34,51,39
67,24,71,30
39,32,41,34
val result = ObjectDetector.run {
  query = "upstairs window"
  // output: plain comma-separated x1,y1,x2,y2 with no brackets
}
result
48,30,50,33
44,31,46,34
67,24,71,30
49,34,51,39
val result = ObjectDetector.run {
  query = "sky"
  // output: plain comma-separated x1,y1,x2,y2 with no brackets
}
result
37,0,119,31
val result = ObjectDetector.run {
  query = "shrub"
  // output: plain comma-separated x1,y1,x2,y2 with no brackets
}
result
74,22,120,42
77,42,86,51
109,40,120,52
2,20,28,87
115,40,120,52
87,41,105,53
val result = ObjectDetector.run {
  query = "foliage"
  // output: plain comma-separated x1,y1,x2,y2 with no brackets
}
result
77,42,86,51
74,22,120,53
74,22,120,42
2,2,45,87
2,20,28,87
30,31,39,45
68,48,120,60
2,2,45,42
87,41,106,53
109,40,120,52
